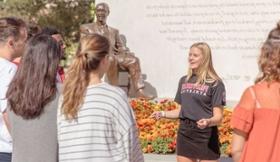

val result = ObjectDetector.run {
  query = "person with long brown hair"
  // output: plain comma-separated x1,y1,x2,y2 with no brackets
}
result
58,34,143,162
151,42,226,162
0,17,27,162
231,22,280,162
41,27,66,82
6,34,61,162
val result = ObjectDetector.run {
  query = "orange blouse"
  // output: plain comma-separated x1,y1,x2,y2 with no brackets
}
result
231,82,280,162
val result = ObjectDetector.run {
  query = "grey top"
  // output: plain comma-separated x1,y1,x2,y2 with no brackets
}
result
8,92,60,162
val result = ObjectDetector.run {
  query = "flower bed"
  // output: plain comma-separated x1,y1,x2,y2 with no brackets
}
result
130,99,232,155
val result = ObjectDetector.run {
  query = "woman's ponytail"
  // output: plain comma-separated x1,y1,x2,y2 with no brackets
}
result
62,34,110,120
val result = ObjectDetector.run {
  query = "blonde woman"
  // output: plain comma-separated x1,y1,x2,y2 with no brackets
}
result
231,22,280,162
151,42,226,162
57,34,143,162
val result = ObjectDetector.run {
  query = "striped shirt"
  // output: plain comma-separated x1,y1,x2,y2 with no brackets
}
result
57,82,144,162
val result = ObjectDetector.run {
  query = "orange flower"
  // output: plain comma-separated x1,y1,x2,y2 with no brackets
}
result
131,99,232,155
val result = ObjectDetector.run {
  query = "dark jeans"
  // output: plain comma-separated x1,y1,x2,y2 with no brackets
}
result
0,152,11,162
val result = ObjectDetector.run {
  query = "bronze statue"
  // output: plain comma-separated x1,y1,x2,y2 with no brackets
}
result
80,2,154,99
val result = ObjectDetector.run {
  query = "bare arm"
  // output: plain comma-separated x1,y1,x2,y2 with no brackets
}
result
232,129,247,162
209,106,223,126
230,87,255,162
197,106,223,129
164,106,181,119
150,106,181,119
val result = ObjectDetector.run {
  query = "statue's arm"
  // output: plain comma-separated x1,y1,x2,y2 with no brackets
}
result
114,30,126,53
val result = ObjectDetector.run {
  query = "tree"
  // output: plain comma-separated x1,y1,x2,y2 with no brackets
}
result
0,0,95,65
0,0,95,41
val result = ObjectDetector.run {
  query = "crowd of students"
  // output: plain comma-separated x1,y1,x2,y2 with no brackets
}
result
0,17,143,162
0,15,279,162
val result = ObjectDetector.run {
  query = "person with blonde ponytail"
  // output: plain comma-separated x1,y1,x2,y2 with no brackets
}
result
57,34,144,162
231,22,280,162
151,42,226,162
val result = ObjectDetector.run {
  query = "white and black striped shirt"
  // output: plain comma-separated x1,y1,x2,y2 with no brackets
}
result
57,82,144,162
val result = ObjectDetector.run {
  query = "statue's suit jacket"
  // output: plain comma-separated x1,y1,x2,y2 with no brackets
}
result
80,22,145,91
80,23,124,56
80,23,124,85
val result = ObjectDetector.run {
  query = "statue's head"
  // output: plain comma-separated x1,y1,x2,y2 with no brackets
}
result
96,3,110,24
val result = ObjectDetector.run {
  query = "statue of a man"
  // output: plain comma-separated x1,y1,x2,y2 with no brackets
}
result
80,2,153,99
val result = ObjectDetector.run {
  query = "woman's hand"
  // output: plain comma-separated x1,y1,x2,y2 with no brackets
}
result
150,106,181,120
197,107,224,129
150,111,165,120
196,118,211,129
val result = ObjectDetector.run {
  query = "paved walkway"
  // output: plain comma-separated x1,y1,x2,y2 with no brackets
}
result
144,154,233,162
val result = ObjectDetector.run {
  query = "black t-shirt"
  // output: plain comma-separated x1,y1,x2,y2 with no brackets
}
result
174,75,226,121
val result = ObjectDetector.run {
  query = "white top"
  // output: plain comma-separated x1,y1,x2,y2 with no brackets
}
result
57,82,144,162
0,57,17,153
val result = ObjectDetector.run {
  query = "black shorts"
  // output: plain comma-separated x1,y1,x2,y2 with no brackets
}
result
176,118,220,160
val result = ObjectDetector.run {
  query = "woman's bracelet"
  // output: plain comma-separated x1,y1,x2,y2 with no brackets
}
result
207,119,211,127
160,111,166,118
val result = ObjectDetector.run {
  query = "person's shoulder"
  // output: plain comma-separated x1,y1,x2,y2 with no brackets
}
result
0,57,17,67
253,81,271,88
0,58,17,74
210,79,226,90
179,75,187,83
212,79,224,86
250,81,274,92
9,63,17,73
215,79,225,85
181,75,187,80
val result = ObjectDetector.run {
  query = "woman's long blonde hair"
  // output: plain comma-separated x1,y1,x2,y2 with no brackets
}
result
186,42,221,84
255,22,280,83
62,34,109,120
